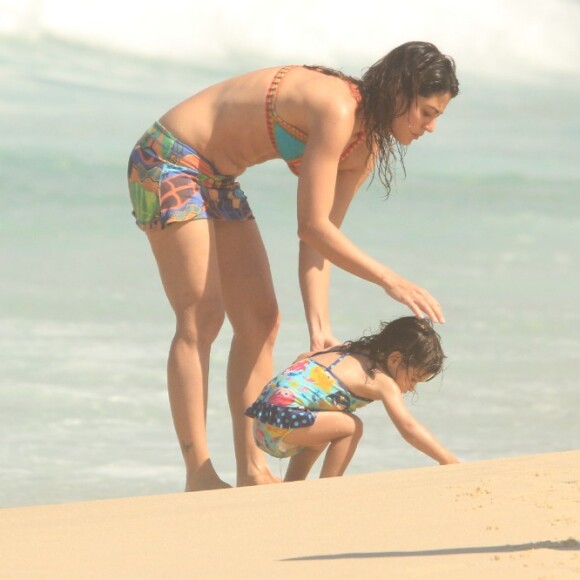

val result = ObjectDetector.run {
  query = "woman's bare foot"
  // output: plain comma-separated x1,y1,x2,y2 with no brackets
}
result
185,460,232,492
236,463,282,487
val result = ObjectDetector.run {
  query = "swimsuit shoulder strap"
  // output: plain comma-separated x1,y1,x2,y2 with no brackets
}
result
326,351,348,371
266,65,296,118
339,80,366,161
339,130,366,162
265,65,306,155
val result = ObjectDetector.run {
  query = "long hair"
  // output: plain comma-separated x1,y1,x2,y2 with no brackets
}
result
306,41,459,196
337,316,446,379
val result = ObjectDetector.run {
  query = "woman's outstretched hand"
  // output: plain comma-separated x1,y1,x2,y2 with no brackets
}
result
382,272,445,324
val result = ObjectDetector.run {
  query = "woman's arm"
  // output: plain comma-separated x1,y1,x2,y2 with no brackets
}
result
298,164,369,350
296,102,444,323
299,241,337,350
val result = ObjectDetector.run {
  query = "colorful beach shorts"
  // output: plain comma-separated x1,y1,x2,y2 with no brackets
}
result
127,122,254,229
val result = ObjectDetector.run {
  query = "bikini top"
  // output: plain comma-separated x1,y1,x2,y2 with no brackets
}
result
265,65,366,176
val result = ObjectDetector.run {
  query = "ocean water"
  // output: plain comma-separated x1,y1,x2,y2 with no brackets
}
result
1,0,579,508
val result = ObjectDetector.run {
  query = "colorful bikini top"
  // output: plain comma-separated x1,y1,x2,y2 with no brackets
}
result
265,65,366,176
245,352,373,429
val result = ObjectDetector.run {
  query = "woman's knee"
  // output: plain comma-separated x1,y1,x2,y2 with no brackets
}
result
174,302,226,346
231,301,281,344
263,306,281,342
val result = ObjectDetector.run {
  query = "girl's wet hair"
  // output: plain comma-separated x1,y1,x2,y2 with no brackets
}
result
305,41,459,196
338,316,446,379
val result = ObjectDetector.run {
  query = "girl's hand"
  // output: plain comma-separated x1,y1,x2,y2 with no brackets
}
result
382,272,445,324
440,453,461,465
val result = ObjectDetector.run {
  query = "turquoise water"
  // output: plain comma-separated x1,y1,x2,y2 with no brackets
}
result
1,11,579,507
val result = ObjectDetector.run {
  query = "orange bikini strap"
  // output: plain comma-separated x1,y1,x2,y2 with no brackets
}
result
265,65,295,153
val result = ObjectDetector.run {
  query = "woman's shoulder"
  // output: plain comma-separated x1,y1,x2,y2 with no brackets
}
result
308,75,358,112
218,66,282,89
275,67,356,108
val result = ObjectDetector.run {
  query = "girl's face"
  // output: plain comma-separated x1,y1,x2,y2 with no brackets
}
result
391,92,452,146
387,352,433,394
392,365,432,394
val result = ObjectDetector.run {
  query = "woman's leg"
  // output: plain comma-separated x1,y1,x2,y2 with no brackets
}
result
283,412,363,480
213,220,281,486
146,220,230,491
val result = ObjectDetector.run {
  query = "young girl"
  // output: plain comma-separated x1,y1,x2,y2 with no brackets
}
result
245,316,459,481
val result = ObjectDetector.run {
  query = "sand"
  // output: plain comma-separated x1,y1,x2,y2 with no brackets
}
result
0,450,578,579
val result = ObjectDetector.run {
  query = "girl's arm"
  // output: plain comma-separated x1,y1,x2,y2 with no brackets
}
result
296,99,444,324
379,380,459,465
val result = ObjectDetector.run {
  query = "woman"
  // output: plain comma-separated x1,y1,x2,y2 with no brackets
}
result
127,41,459,491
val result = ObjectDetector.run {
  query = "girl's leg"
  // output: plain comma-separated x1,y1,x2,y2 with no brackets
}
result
284,444,327,482
146,220,230,491
283,412,363,480
213,220,281,486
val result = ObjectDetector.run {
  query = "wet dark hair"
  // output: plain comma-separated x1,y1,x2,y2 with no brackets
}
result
336,316,446,380
305,41,459,196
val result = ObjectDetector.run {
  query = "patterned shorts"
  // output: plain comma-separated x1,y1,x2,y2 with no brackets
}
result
127,121,254,230
252,419,307,459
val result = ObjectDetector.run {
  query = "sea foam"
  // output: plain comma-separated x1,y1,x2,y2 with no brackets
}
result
1,0,579,81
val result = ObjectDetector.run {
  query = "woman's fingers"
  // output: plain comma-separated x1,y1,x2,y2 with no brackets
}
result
385,278,445,324
414,291,445,324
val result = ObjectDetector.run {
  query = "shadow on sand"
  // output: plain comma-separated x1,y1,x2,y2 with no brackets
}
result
283,538,580,561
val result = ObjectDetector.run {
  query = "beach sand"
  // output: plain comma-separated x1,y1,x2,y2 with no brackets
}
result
1,450,578,579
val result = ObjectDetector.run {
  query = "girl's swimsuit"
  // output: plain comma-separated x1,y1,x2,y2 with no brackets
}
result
265,65,366,176
127,122,254,230
245,352,373,458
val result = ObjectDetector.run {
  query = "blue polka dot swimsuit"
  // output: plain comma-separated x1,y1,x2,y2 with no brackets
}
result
245,352,373,458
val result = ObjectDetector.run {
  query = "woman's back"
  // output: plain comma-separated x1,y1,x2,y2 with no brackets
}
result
158,66,364,176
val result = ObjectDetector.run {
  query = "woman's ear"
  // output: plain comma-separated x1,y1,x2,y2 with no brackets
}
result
393,92,412,118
